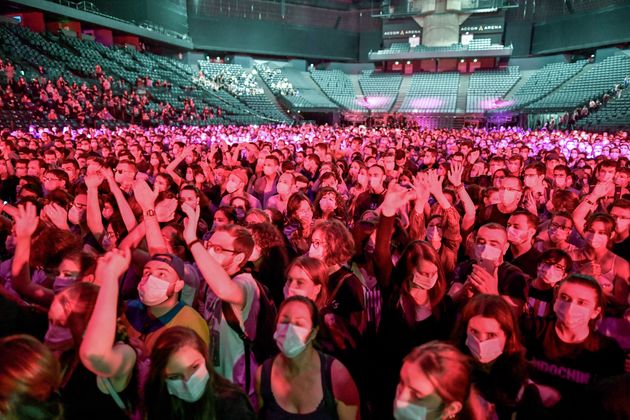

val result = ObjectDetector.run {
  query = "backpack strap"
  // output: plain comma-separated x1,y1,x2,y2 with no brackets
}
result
98,376,129,415
327,270,354,306
222,300,253,393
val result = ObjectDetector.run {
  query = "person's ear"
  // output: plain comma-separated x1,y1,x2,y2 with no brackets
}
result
312,284,322,300
172,279,185,294
591,306,602,320
442,401,463,419
234,252,245,268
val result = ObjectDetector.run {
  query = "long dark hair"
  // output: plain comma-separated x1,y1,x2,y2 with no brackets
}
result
145,327,245,420
391,240,447,313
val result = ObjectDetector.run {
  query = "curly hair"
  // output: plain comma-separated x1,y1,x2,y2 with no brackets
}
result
249,222,285,251
312,219,355,267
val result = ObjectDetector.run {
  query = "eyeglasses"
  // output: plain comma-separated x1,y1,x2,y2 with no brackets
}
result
541,262,567,272
43,176,60,182
72,202,87,210
311,240,326,249
205,242,237,254
550,222,571,231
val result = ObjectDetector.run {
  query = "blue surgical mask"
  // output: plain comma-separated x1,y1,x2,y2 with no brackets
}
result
166,364,210,403
394,399,429,420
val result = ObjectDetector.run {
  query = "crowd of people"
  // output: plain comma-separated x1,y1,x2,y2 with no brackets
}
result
255,64,297,97
0,62,221,127
0,122,628,420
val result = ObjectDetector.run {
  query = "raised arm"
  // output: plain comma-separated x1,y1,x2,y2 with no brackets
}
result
85,172,105,239
573,181,612,237
103,167,137,232
448,162,476,232
11,203,54,306
165,144,194,186
80,248,136,391
182,203,246,307
133,179,176,256
375,183,415,291
408,172,430,241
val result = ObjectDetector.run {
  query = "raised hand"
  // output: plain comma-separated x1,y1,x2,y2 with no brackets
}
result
447,161,464,187
155,197,178,223
84,172,104,189
381,182,416,217
14,202,39,238
590,181,614,199
133,179,158,211
469,264,499,295
43,203,69,230
96,247,131,282
426,169,445,197
181,202,200,244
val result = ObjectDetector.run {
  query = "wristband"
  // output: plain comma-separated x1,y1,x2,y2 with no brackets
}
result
145,208,156,217
584,197,596,206
187,239,202,248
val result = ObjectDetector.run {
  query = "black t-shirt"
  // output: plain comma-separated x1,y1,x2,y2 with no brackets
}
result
521,316,625,413
0,175,18,203
353,191,385,222
525,283,555,319
612,237,629,262
477,204,513,228
505,247,540,279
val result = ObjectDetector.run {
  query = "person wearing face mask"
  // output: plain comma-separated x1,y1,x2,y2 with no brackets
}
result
477,176,523,228
525,250,572,319
352,164,386,223
522,163,548,210
569,213,629,312
453,295,545,420
314,187,346,223
534,212,579,254
608,199,630,259
219,168,261,209
44,281,138,420
249,155,280,209
182,204,267,403
256,296,360,420
368,184,455,419
145,327,255,420
504,210,541,278
451,224,527,311
284,193,315,256
521,275,625,418
394,341,488,420
267,172,295,214
245,222,291,307
282,256,329,310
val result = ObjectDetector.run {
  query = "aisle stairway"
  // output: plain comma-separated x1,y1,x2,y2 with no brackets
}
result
391,76,412,113
456,74,469,113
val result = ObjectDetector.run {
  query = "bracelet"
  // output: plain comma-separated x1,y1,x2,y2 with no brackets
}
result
187,239,202,248
585,197,596,206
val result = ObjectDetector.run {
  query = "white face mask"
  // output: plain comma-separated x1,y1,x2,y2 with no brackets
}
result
225,180,239,193
138,275,171,306
274,323,311,358
507,227,530,244
412,272,438,290
586,232,608,250
426,226,442,242
394,399,429,420
308,244,325,260
208,247,230,268
283,284,310,299
500,190,520,205
68,206,85,225
475,244,502,262
45,322,73,346
319,198,336,212
166,364,210,403
548,227,569,243
465,334,504,364
538,265,565,286
554,300,592,329
276,182,290,196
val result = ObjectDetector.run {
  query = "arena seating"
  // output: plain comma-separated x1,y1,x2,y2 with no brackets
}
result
358,70,402,112
467,66,520,112
310,69,365,112
528,55,630,111
370,39,508,57
398,72,459,113
576,89,630,130
501,60,587,110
